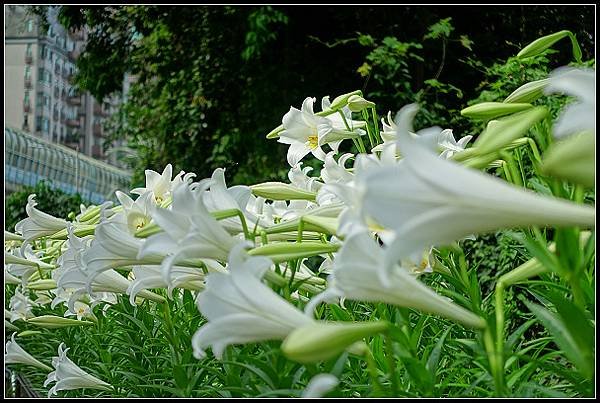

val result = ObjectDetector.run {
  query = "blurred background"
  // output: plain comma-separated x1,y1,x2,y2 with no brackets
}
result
4,5,595,228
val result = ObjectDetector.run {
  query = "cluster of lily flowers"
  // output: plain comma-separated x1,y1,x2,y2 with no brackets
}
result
4,54,595,397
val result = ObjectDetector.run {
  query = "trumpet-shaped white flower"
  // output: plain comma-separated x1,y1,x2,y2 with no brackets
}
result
320,152,354,185
130,164,196,204
5,243,53,286
306,232,485,328
140,181,242,287
126,262,222,304
202,168,265,234
361,104,596,277
373,111,472,158
302,373,339,398
64,301,96,321
115,191,156,235
44,343,111,397
278,97,365,167
9,288,37,322
192,243,314,359
544,67,595,138
5,333,53,371
14,194,67,245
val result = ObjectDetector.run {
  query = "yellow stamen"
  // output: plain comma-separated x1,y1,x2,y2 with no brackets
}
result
307,135,318,150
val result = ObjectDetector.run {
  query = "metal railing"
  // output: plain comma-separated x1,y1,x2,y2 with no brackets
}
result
5,127,132,204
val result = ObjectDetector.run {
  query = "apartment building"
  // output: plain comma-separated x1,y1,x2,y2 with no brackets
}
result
5,5,125,167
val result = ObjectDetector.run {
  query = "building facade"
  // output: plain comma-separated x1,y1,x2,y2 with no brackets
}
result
5,5,125,167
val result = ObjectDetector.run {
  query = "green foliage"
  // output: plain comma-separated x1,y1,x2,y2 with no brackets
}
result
4,181,85,232
242,6,289,61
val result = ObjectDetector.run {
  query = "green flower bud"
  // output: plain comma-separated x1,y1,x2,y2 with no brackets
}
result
250,182,317,201
473,106,548,154
49,224,96,240
347,95,376,112
281,321,390,363
248,241,340,263
517,30,582,62
27,279,57,291
17,330,43,338
329,90,363,111
504,79,550,104
27,315,95,329
264,215,338,236
461,102,533,120
541,131,594,188
266,124,285,139
5,231,24,242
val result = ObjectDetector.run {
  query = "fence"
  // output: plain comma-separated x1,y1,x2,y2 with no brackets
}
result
5,127,132,204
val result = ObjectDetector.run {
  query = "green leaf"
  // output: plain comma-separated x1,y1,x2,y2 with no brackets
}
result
523,298,593,379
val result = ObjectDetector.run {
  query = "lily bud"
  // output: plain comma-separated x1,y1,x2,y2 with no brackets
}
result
541,131,595,188
27,279,57,291
266,124,285,139
504,79,550,104
473,106,548,154
329,90,363,111
461,102,533,120
347,94,375,112
5,231,24,242
248,241,340,263
250,182,317,201
517,30,582,62
27,315,95,329
281,321,390,363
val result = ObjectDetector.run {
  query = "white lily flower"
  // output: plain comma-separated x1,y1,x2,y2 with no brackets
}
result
202,168,264,234
44,343,111,397
544,67,595,138
361,104,595,277
126,263,219,304
9,288,37,322
14,194,67,245
278,97,330,166
140,181,242,287
279,97,365,167
306,232,485,329
130,164,196,204
5,243,53,286
5,333,53,371
321,152,354,184
64,301,96,321
302,373,339,398
81,217,162,286
373,111,472,158
115,191,155,235
192,243,314,359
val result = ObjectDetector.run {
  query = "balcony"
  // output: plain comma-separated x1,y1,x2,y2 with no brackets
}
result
24,78,32,89
54,64,61,74
66,118,81,128
78,106,86,116
53,110,59,120
93,123,103,137
69,30,85,41
93,103,109,117
67,95,81,106
25,54,33,64
23,101,31,113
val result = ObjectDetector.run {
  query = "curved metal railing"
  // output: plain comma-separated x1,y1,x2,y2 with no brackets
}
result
5,127,132,204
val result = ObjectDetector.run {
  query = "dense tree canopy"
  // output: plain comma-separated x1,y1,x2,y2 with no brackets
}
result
30,5,595,186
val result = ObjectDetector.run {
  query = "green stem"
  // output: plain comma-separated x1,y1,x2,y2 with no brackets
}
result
385,332,398,396
371,107,382,144
365,347,385,397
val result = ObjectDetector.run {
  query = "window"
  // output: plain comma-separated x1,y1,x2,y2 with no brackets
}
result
25,66,31,80
36,116,42,131
23,114,29,127
25,44,32,57
37,68,50,84
24,92,30,104
26,19,34,32
42,118,50,133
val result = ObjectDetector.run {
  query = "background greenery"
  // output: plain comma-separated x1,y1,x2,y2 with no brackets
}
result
28,5,595,186
5,181,86,232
